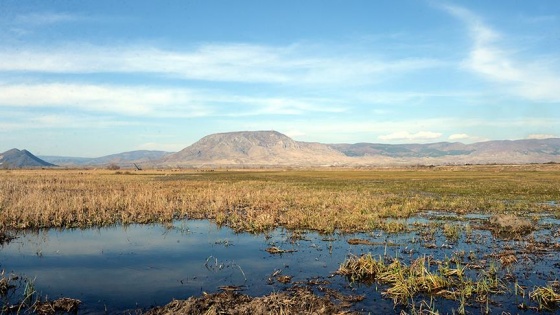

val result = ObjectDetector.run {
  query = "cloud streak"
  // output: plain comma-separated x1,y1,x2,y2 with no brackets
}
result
442,4,560,103
0,42,441,86
379,131,443,141
0,82,348,127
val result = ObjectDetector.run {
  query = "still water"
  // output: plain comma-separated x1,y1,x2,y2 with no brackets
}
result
2,220,368,313
1,214,560,314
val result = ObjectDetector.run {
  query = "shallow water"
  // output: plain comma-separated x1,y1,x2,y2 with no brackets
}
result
1,212,560,314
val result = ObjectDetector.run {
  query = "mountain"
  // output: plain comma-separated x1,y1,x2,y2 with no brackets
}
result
10,132,560,168
41,150,172,167
161,131,346,166
330,142,473,158
0,149,56,168
331,138,560,165
161,131,560,167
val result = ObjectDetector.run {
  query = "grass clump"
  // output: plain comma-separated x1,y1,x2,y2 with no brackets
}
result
530,284,560,310
338,254,508,312
487,214,535,239
337,253,385,283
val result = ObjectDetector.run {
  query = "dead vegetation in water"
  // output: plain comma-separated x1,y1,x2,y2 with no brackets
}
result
337,254,506,309
1,270,80,314
486,214,535,238
0,228,16,246
0,165,559,233
144,286,357,315
530,282,560,310
33,297,82,315
265,246,296,254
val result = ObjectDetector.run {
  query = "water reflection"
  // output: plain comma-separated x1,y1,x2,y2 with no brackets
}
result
1,213,560,314
1,221,353,313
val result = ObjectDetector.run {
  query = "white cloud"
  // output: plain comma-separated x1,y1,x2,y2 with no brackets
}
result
448,133,469,140
0,83,212,117
0,82,347,124
527,134,558,140
0,43,441,86
14,12,82,26
442,4,560,103
448,133,488,143
378,131,442,141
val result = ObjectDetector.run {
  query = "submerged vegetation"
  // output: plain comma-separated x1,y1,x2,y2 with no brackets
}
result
337,254,505,312
0,164,559,233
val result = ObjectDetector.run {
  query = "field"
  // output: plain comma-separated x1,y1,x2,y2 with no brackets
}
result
1,165,560,313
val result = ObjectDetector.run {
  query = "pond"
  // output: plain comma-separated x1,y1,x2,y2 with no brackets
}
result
1,212,560,314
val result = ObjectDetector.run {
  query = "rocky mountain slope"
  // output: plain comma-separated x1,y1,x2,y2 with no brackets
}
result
161,131,347,166
7,132,560,168
0,148,56,168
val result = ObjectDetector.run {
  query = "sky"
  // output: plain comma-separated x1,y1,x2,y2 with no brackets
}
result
0,0,559,157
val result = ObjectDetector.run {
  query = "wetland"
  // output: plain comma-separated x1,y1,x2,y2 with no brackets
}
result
1,165,560,314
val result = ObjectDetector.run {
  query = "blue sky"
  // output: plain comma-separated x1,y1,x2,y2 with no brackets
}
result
1,0,559,157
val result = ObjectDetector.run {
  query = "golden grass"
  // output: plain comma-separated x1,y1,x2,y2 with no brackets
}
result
0,164,559,233
338,253,507,310
530,285,560,310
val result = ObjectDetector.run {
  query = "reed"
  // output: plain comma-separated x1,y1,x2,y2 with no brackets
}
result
0,165,558,233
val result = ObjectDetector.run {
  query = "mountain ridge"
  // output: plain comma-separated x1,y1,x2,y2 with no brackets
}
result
0,148,56,168
5,131,560,168
162,130,345,166
40,150,172,167
162,131,560,166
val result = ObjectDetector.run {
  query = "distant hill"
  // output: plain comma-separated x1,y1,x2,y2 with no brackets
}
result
161,130,346,166
331,138,560,165
41,150,172,167
160,131,560,167
0,149,56,168
12,132,560,168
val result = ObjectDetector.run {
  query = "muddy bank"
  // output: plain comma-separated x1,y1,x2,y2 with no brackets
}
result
146,286,358,315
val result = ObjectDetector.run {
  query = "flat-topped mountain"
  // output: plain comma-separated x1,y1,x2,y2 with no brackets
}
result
0,148,56,168
7,132,560,168
162,131,560,166
162,131,346,166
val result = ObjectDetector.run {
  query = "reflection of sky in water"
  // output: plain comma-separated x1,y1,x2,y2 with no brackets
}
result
0,221,358,313
1,216,560,314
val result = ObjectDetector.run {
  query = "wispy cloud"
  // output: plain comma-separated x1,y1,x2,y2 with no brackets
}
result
0,82,346,123
0,42,441,86
0,83,211,118
0,113,135,131
448,133,469,140
448,133,488,142
441,4,560,103
14,12,83,26
379,131,442,141
527,134,558,140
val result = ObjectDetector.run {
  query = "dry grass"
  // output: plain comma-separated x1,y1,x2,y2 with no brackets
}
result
338,254,507,309
144,286,356,315
530,285,560,310
487,214,535,238
0,165,559,233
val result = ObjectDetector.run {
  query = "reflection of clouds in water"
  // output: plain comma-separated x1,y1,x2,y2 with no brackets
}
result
6,220,245,256
1,220,346,311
